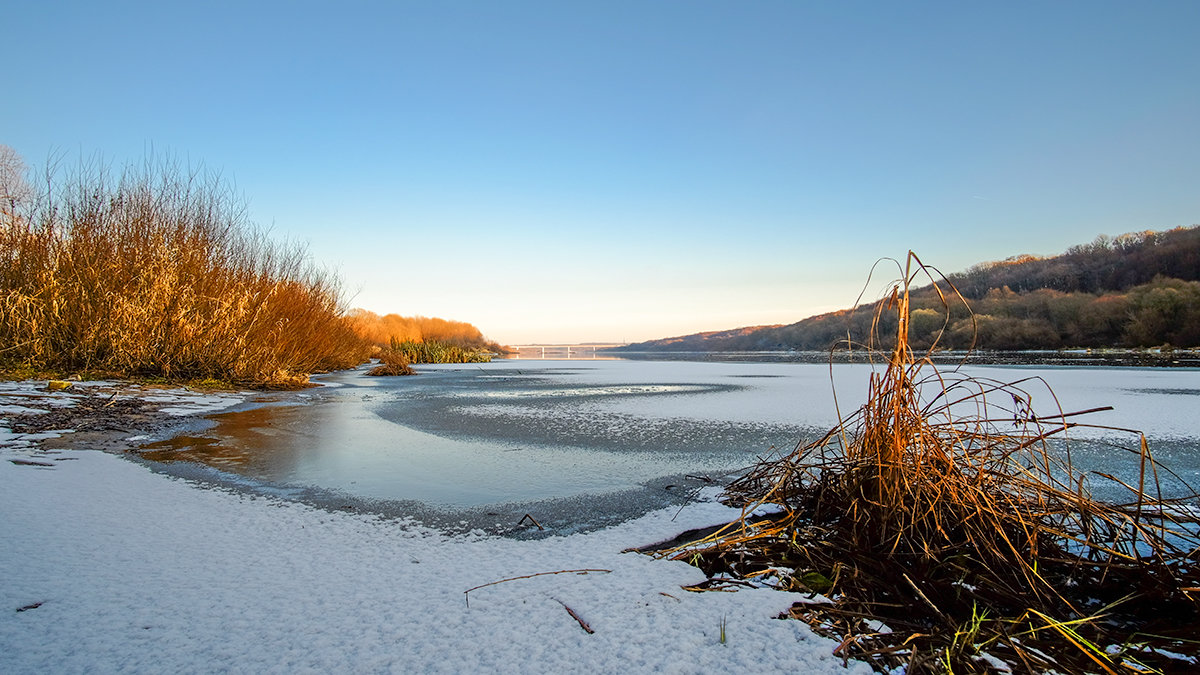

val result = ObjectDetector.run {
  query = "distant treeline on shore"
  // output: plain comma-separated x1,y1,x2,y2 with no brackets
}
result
347,311,502,354
0,146,495,386
620,226,1200,353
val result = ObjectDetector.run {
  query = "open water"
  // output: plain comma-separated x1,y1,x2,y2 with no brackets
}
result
139,358,1200,535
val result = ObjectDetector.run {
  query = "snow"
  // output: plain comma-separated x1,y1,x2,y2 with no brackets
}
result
3,360,1195,673
418,358,1200,439
0,379,252,419
0,381,868,674
144,391,248,417
955,364,1200,439
485,360,867,428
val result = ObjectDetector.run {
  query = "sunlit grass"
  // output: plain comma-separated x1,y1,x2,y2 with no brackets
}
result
366,347,416,376
667,253,1200,673
391,338,492,364
0,153,370,387
349,310,500,351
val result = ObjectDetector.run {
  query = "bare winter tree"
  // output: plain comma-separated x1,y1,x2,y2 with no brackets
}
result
0,144,32,218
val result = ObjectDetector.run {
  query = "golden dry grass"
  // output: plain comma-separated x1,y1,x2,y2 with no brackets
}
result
348,310,498,350
366,348,416,376
667,253,1200,673
0,153,370,386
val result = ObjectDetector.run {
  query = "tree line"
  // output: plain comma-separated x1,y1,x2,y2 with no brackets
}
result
624,226,1200,352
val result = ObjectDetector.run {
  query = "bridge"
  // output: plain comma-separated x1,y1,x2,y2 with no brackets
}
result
505,344,626,359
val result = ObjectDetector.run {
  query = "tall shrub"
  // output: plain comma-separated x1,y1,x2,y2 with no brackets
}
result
0,150,369,385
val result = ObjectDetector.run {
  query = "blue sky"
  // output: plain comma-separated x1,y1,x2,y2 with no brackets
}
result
4,1,1198,344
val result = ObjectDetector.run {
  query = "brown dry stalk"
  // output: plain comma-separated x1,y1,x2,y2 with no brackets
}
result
517,513,545,530
554,599,595,634
662,252,1200,673
463,569,611,607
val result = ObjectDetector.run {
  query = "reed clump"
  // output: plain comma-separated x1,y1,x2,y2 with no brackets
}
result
0,151,371,387
669,254,1200,673
366,347,416,376
391,337,492,364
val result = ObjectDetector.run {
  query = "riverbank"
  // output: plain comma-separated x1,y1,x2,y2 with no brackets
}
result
0,379,866,674
606,347,1200,368
0,379,251,454
6,356,1198,672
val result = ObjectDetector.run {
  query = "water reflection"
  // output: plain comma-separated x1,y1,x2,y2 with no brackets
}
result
137,360,1200,521
141,435,225,462
138,386,782,509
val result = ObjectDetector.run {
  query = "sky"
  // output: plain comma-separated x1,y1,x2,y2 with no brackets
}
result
3,1,1198,344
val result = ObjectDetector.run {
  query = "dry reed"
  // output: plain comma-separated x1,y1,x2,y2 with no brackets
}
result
348,310,499,351
667,253,1200,673
0,152,370,386
391,338,492,364
366,348,416,376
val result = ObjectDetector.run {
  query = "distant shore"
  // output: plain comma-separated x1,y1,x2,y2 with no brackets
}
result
604,347,1200,368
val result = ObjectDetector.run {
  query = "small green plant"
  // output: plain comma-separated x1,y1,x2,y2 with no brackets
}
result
390,338,492,364
947,603,989,664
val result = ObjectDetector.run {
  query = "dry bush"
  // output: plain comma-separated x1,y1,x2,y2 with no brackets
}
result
668,254,1200,673
0,150,371,386
366,348,415,376
348,309,501,351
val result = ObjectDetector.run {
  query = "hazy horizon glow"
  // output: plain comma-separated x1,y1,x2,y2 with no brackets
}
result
4,1,1198,344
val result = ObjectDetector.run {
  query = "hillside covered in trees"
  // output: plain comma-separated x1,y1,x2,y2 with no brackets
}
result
620,226,1200,352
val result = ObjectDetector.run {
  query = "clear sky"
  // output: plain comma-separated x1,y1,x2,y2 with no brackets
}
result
4,1,1198,344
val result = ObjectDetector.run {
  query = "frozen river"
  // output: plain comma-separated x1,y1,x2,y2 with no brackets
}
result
140,358,1200,535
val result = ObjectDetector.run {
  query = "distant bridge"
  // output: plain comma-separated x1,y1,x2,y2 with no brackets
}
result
506,344,626,359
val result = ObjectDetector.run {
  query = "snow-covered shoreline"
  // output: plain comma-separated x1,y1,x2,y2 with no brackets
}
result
0,379,250,454
1,380,865,674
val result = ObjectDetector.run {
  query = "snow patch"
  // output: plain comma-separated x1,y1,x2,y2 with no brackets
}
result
0,448,870,674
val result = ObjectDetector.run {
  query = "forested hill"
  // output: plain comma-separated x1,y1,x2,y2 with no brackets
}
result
619,226,1200,352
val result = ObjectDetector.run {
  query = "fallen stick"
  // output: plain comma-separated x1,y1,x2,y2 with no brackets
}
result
464,569,611,607
10,459,56,467
555,599,595,634
517,513,544,530
902,573,951,627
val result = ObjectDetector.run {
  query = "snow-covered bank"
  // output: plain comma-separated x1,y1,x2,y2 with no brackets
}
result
1,396,863,673
10,356,1193,673
0,379,248,454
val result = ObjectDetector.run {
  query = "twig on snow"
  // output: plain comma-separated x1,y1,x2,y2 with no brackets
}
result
464,569,611,607
555,598,595,634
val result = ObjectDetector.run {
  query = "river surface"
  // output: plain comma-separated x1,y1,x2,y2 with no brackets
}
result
139,358,1200,536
